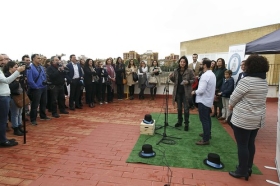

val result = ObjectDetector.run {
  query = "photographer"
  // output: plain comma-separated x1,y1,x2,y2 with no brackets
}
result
0,54,25,147
26,54,51,125
47,56,69,118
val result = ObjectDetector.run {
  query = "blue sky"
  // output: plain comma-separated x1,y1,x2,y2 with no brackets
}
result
1,0,279,60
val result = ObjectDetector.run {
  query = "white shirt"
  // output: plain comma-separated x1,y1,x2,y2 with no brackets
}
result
72,62,79,79
195,70,216,108
192,62,197,70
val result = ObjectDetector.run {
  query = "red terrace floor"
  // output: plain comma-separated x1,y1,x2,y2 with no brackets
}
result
0,96,278,186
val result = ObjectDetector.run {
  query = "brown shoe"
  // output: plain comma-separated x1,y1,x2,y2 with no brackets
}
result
199,133,212,139
196,140,210,145
218,117,225,120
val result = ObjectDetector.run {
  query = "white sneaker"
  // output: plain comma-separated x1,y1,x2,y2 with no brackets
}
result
100,102,103,105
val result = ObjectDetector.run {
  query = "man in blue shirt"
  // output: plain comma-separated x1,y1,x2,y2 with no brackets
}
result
192,58,216,145
27,54,51,125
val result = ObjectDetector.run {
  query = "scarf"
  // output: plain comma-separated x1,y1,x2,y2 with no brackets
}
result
243,72,266,79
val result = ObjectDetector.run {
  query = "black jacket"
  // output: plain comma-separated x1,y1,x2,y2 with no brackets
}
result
46,65,66,85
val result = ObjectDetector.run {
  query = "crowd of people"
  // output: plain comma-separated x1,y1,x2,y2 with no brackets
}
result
0,52,270,181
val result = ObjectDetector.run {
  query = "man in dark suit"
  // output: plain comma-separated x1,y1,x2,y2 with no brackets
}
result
66,54,84,110
235,60,245,86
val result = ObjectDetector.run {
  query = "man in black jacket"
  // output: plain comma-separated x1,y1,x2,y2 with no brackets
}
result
47,56,69,118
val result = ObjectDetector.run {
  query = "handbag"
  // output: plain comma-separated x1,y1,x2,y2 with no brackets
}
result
12,93,30,108
132,72,138,82
148,76,158,84
123,78,127,84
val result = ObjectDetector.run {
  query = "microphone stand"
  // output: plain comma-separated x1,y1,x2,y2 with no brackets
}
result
156,79,181,145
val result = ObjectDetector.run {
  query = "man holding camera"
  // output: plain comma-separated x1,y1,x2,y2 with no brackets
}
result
0,54,26,147
27,54,51,125
47,56,69,118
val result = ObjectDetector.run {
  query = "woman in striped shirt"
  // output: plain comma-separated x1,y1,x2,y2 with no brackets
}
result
228,54,269,180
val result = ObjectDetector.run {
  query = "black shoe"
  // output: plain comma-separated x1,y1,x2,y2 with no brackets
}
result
69,107,75,110
40,117,51,120
8,139,16,142
235,166,252,176
60,110,69,114
174,123,182,127
75,106,82,109
52,114,60,118
229,171,249,181
0,140,18,148
13,127,24,136
184,125,189,131
18,126,28,133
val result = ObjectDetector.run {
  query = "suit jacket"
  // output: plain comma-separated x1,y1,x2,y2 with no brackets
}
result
83,66,97,85
66,62,83,84
188,61,201,76
235,72,244,86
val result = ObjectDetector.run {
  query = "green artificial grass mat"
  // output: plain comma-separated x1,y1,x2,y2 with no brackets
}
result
126,113,261,174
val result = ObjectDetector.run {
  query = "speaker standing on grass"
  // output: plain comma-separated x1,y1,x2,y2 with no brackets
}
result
0,54,25,147
191,58,216,145
169,56,195,131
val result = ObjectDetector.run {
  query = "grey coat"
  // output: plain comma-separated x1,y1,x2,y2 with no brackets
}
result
170,68,195,105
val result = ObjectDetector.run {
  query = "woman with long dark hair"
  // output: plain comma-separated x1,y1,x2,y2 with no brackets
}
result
149,60,162,100
115,57,126,100
126,59,137,100
83,59,98,107
169,56,195,131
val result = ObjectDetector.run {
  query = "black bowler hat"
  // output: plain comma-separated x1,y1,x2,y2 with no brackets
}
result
143,114,154,124
139,144,156,158
203,153,224,169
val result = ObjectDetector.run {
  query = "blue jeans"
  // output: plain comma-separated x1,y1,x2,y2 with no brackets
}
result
232,125,259,174
198,103,211,141
0,96,11,143
10,98,22,128
29,87,47,121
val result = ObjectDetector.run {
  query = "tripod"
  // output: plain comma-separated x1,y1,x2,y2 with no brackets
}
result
21,73,28,144
156,80,181,145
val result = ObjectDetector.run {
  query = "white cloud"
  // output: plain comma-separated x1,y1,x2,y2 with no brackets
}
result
1,0,279,60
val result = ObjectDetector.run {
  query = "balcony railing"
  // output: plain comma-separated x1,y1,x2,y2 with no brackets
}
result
159,64,280,86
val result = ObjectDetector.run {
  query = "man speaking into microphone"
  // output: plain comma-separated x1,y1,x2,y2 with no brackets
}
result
169,56,195,131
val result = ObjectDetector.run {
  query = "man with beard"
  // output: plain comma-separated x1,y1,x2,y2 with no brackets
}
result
47,56,69,118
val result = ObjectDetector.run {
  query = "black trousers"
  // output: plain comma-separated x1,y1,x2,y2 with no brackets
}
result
85,82,97,104
69,79,81,108
116,83,124,99
50,85,65,114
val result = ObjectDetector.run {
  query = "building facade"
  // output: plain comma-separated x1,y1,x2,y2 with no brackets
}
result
123,51,140,63
139,50,158,66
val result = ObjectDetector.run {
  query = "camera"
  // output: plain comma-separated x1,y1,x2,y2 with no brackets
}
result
18,61,31,70
58,63,69,73
42,81,52,86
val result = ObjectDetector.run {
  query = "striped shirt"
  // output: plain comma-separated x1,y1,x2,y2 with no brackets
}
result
229,76,268,130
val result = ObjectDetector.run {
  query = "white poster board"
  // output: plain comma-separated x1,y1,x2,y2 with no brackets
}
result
227,44,246,83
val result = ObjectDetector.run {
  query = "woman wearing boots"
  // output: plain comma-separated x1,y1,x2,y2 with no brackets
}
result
169,56,195,131
138,61,148,100
126,59,137,100
212,58,226,117
149,60,162,100
3,61,26,136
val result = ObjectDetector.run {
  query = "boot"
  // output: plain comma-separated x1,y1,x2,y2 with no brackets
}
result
153,87,157,100
13,127,24,136
184,112,189,131
150,88,154,100
175,111,183,127
211,106,217,117
18,125,28,133
6,123,11,132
